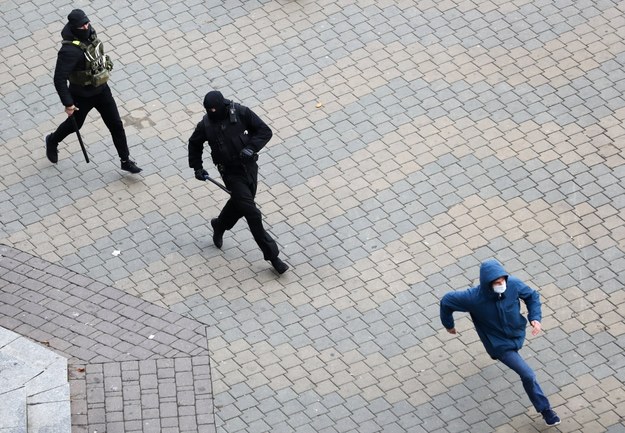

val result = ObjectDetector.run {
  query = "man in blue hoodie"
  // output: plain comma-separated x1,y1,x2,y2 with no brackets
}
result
440,259,561,426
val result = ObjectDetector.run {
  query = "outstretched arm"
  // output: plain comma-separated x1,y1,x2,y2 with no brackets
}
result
517,278,541,323
516,278,542,335
440,290,471,332
188,120,207,170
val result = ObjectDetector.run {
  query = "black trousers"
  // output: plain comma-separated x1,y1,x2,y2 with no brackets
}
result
51,85,130,160
216,163,279,260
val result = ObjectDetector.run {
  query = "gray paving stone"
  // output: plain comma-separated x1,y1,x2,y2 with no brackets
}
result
3,0,625,432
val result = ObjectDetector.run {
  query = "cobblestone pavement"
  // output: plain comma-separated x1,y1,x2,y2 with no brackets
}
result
0,245,216,433
1,0,625,432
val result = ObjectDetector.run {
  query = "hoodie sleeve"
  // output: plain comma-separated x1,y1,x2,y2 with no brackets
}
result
440,289,472,330
188,119,208,170
53,46,82,107
517,280,542,323
239,105,272,152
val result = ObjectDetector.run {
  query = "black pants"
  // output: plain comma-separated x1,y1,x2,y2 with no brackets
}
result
51,85,130,160
216,164,279,260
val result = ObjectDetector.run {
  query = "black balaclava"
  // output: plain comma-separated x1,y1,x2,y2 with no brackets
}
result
204,91,229,122
68,9,91,40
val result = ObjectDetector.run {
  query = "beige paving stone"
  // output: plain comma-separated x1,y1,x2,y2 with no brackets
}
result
572,408,600,426
499,414,542,433
2,1,625,432
597,410,622,429
597,311,624,330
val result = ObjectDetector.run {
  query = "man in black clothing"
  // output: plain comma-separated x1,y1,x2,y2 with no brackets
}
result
46,9,141,173
188,90,289,274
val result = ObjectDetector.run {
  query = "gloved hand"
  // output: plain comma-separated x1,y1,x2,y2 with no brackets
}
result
195,168,208,181
240,147,258,161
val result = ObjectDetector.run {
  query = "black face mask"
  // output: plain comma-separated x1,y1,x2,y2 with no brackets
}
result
204,91,228,122
207,106,228,122
72,26,93,41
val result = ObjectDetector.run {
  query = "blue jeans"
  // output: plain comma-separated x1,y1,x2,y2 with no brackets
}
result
498,350,550,412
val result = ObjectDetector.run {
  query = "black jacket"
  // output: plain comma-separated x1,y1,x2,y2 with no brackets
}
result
54,24,108,107
188,103,272,170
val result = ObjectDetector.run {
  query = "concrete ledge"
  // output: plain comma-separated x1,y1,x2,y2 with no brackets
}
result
0,387,26,432
28,398,71,433
0,327,70,433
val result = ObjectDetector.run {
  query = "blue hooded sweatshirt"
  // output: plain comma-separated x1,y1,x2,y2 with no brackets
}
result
440,259,542,359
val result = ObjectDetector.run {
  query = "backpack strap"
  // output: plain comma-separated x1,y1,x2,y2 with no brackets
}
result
62,40,89,51
228,102,238,124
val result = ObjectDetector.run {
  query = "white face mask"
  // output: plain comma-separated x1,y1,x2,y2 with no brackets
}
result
493,281,507,294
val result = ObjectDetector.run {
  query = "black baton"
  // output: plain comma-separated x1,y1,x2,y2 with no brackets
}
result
70,115,90,163
205,175,231,195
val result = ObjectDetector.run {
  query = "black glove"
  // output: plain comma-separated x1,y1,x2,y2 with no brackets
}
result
194,168,208,181
240,147,258,161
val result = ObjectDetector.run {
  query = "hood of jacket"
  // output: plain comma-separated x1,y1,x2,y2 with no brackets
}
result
479,259,508,296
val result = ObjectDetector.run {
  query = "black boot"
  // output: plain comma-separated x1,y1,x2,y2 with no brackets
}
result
211,218,224,249
121,159,142,173
270,257,289,274
46,134,58,163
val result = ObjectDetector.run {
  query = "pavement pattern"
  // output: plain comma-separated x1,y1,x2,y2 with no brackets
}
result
1,0,625,432
0,245,216,433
